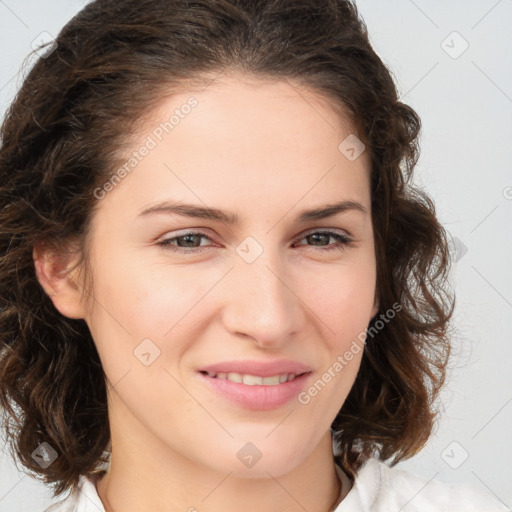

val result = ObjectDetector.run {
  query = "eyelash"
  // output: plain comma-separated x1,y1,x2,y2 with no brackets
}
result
156,230,353,254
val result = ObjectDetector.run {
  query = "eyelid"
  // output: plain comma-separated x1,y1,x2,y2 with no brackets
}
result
300,226,352,238
156,226,352,244
156,227,355,255
155,227,215,242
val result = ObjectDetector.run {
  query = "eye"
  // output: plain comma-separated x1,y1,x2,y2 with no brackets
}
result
157,231,212,253
156,229,353,254
293,230,353,252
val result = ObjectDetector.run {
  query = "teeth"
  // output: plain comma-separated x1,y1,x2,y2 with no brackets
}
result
207,372,298,385
244,374,264,385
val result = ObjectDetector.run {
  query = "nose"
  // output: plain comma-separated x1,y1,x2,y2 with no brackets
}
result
221,245,305,350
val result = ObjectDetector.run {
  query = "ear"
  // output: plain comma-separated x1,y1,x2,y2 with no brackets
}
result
33,241,87,320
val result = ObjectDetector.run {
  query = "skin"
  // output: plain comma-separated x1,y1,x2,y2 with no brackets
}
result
34,72,378,512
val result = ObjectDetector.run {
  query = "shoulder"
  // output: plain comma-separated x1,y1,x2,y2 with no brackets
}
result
336,457,509,512
41,475,105,512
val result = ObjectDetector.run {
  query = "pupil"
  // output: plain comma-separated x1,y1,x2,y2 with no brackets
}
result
180,235,199,247
309,233,328,246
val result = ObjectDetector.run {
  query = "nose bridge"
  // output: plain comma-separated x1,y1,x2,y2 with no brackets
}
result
223,240,301,345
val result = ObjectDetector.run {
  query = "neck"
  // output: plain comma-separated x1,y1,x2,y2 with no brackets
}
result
96,436,342,512
95,388,344,512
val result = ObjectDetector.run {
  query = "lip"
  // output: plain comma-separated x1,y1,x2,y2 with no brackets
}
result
196,359,313,411
197,372,312,410
198,359,312,377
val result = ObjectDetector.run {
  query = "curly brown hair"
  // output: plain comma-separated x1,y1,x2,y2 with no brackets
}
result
0,0,454,498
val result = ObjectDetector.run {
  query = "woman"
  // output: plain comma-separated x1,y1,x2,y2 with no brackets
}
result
0,0,506,511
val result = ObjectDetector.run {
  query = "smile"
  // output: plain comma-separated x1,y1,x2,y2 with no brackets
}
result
197,370,312,410
200,371,304,385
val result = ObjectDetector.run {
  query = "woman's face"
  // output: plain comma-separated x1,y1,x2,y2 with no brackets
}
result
78,73,377,478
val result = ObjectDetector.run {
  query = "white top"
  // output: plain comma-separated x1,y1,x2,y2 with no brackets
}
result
42,457,509,512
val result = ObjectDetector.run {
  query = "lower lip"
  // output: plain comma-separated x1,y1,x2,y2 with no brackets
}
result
197,372,312,411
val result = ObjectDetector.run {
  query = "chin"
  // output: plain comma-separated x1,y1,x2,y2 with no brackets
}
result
202,435,311,479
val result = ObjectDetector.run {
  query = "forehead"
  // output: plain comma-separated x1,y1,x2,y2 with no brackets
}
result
128,71,365,164
95,73,372,222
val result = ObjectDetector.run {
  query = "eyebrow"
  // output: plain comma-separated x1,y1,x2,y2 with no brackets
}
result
137,199,367,224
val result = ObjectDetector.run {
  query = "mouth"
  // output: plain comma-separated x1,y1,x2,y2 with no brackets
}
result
198,370,309,386
196,369,313,410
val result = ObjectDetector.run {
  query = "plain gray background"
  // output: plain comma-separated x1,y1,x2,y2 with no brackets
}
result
0,0,511,510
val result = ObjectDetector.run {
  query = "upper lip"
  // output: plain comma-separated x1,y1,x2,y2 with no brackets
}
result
198,360,312,377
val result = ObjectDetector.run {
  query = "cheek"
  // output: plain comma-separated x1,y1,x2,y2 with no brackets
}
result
295,269,371,426
86,254,217,369
309,259,376,340
90,250,198,329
